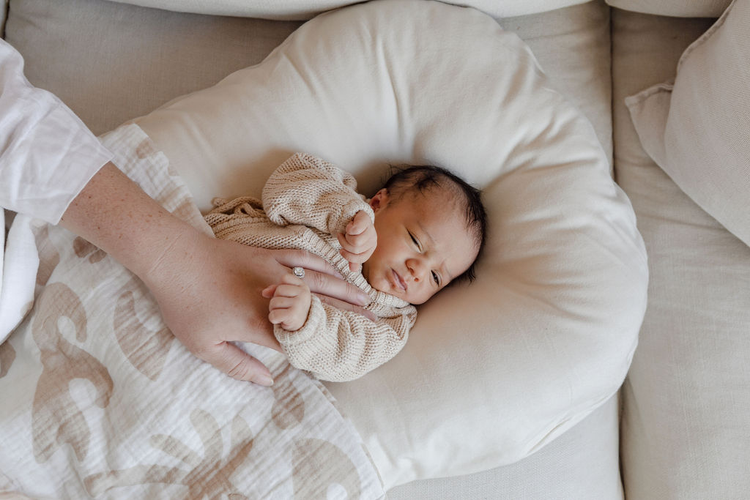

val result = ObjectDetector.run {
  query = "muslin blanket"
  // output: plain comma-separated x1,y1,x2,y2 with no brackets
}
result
0,124,385,500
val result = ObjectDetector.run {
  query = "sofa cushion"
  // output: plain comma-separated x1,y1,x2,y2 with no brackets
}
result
606,0,731,17
612,8,750,499
0,0,7,38
135,0,648,488
3,0,301,135
626,0,749,248
107,0,594,20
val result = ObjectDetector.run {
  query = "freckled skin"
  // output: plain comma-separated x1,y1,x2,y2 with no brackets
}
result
362,188,478,305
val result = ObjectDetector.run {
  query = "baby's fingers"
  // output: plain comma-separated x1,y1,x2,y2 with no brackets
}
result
337,232,376,257
268,308,292,325
268,288,310,331
261,284,278,298
269,296,298,310
346,211,371,236
339,247,370,265
273,283,305,298
270,273,308,298
343,227,376,249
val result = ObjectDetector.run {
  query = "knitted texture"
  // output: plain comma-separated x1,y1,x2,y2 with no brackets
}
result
205,153,417,382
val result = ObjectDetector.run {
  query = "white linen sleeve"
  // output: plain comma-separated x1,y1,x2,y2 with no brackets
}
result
0,39,113,224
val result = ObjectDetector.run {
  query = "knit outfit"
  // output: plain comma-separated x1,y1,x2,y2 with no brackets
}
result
205,153,417,382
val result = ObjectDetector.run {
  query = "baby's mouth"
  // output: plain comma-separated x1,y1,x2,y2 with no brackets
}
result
392,269,407,291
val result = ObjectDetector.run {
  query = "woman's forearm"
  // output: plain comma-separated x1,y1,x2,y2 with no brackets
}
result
60,161,195,281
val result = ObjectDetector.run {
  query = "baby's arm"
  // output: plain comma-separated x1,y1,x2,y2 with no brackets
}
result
273,297,417,382
262,152,374,236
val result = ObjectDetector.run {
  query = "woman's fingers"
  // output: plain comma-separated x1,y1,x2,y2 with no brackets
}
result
303,269,370,305
273,249,341,278
199,340,275,386
266,248,371,306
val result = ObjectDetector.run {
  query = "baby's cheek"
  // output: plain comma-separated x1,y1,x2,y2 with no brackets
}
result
415,288,440,305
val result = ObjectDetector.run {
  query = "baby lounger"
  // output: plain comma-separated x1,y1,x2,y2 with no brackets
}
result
135,0,648,487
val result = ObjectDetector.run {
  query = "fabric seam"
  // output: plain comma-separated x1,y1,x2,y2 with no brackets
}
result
676,0,735,72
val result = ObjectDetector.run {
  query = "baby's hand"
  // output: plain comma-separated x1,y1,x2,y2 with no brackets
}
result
337,210,377,272
263,274,312,331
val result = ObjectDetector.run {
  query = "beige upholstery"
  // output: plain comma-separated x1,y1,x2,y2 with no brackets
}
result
498,1,613,166
612,8,750,499
106,0,593,20
606,0,731,17
627,0,750,247
0,0,7,38
4,0,301,135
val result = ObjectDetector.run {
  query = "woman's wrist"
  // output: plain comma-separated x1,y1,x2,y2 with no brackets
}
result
60,161,201,281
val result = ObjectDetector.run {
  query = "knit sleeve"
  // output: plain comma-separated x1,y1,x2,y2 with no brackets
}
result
274,295,417,382
262,152,374,236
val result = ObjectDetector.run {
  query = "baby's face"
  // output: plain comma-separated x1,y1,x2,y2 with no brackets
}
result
361,187,478,305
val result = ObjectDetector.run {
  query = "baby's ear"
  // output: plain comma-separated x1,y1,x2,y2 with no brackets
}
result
369,188,389,212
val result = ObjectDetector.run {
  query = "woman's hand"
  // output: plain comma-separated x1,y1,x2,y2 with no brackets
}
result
62,162,371,386
143,233,371,385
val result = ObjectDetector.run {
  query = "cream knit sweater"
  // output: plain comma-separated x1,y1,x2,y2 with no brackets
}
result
205,153,417,382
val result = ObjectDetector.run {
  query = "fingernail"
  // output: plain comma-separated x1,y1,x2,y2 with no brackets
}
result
258,375,274,386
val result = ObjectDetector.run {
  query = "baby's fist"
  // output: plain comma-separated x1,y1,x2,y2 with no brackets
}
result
265,273,312,331
337,210,377,272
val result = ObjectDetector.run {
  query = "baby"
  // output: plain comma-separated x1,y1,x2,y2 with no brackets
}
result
205,153,486,382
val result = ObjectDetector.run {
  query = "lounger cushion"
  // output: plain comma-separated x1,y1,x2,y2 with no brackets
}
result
135,0,648,487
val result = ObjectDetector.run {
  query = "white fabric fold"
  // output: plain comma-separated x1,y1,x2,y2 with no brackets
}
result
0,39,112,344
0,213,39,344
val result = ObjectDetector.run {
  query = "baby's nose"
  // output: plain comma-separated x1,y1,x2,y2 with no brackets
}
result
407,258,427,282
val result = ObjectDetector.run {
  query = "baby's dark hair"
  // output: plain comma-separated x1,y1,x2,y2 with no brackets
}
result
382,165,487,283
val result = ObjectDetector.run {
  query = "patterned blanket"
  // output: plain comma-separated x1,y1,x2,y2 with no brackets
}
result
0,124,385,500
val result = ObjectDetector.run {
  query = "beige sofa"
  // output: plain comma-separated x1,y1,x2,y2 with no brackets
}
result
2,0,747,498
